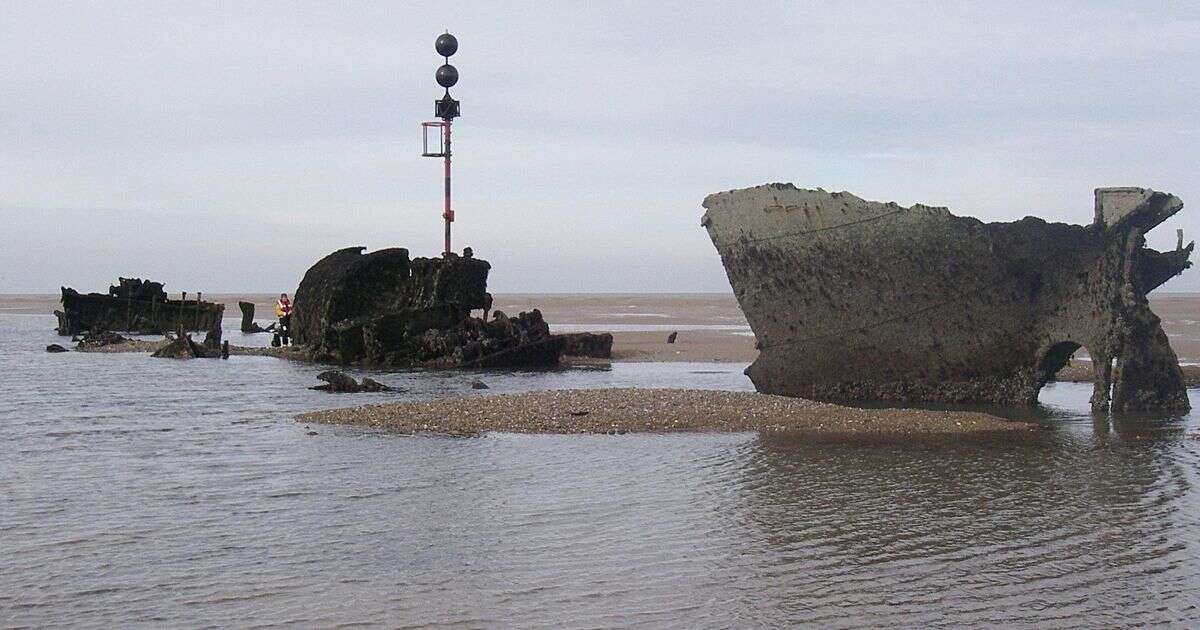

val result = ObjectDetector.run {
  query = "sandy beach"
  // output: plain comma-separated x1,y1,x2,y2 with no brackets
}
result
596,330,756,362
299,388,1037,437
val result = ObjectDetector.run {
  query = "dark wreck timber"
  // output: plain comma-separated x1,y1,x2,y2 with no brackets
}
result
702,184,1193,412
292,246,566,368
238,301,274,334
55,277,224,336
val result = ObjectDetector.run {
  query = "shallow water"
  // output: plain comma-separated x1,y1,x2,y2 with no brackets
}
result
3,314,1199,627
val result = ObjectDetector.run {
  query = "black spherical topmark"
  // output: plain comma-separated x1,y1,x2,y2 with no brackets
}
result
435,33,458,57
436,64,458,88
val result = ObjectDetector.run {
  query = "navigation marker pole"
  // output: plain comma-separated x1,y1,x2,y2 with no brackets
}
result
421,32,461,257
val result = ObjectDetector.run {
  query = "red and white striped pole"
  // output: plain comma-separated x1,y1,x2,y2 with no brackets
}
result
443,119,452,256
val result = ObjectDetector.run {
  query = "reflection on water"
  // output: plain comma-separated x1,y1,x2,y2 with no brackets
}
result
2,315,1199,627
744,431,1199,626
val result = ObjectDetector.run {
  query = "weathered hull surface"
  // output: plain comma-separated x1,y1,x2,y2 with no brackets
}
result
55,278,223,336
293,247,565,368
703,184,1193,412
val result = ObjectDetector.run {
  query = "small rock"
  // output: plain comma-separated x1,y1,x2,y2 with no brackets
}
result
306,431,318,436
471,380,490,390
569,410,590,416
360,377,393,392
45,344,69,353
310,370,364,392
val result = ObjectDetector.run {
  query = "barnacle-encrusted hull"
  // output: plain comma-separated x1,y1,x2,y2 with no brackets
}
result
703,184,1192,411
55,278,223,336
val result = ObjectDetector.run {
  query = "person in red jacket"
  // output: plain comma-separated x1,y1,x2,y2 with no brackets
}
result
274,293,293,346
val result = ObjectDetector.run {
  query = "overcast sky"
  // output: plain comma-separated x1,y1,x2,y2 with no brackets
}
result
2,1,1199,293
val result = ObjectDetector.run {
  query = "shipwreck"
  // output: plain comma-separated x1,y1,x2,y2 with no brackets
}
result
703,185,1193,412
292,247,568,368
55,278,224,337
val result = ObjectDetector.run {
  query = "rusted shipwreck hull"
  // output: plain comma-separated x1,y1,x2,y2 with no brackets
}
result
703,185,1193,412
293,247,566,368
55,278,224,336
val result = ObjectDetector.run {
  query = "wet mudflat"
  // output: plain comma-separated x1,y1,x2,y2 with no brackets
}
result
3,313,1200,627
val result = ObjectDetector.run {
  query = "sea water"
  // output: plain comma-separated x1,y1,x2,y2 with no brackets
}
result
2,314,1198,627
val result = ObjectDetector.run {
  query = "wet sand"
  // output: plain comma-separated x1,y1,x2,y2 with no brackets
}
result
492,293,749,326
300,388,1037,437
604,330,755,362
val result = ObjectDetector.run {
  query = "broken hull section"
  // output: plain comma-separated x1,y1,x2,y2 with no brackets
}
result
702,184,1192,412
55,278,224,336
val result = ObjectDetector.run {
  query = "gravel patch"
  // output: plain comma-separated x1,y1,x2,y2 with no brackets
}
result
299,388,1038,438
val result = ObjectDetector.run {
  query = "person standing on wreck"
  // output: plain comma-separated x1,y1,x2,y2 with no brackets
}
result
275,293,293,346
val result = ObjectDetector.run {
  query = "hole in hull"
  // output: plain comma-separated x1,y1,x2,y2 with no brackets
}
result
1039,341,1082,383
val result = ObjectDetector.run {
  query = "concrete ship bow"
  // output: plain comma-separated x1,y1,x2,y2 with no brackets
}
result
702,184,1192,412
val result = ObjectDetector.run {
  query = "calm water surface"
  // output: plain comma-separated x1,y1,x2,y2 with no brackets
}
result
2,314,1199,628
